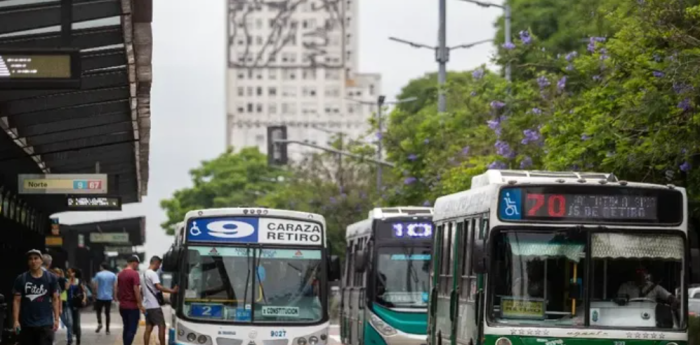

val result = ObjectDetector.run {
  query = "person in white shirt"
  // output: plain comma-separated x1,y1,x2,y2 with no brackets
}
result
142,256,178,345
617,265,678,307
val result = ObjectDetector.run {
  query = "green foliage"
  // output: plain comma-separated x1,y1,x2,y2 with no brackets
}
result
160,147,289,235
160,140,377,257
384,0,700,207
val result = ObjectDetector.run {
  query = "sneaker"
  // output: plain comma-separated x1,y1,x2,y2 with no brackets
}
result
96,324,102,333
106,330,111,335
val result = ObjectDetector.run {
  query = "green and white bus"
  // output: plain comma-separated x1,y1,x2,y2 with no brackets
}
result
341,207,434,345
430,169,696,345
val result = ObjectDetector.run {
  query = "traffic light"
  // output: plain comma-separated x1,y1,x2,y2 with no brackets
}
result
267,126,288,166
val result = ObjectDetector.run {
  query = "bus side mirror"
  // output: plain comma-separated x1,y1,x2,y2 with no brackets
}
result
355,251,367,273
329,255,341,281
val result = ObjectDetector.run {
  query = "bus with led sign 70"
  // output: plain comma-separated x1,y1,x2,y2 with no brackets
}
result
341,207,434,345
162,208,341,345
429,169,696,345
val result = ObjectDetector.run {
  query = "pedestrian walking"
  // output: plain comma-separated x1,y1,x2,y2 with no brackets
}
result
117,255,144,345
12,249,60,345
67,268,87,345
92,263,117,334
52,268,73,345
142,256,178,345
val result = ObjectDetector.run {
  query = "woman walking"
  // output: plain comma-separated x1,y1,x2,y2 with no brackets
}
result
52,268,73,345
67,268,87,345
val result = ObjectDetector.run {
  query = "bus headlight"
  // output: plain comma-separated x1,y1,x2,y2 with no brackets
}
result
309,336,319,344
369,312,397,336
178,329,185,337
198,335,208,344
297,337,308,345
187,333,197,342
495,337,512,345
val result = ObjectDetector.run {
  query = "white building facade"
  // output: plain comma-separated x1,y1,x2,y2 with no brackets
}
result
225,0,381,159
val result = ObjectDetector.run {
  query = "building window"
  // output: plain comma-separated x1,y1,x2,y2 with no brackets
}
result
325,70,340,80
269,69,277,80
325,87,340,98
256,19,263,29
302,69,316,80
269,19,276,28
238,106,245,113
256,36,263,45
237,87,244,96
247,103,253,112
237,72,245,79
282,86,297,97
257,104,263,113
269,87,277,96
283,70,296,80
257,87,263,96
269,103,277,114
246,87,253,96
369,84,375,96
302,87,317,97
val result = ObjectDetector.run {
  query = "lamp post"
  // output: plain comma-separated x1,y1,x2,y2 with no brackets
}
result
388,37,493,113
346,96,417,191
456,0,512,81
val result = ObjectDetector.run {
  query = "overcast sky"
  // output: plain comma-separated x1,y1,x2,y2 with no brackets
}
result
55,0,500,263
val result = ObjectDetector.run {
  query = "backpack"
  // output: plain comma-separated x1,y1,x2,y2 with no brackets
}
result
144,272,165,306
69,279,85,308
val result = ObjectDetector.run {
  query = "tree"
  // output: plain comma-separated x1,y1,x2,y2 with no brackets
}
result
159,147,289,235
259,136,378,257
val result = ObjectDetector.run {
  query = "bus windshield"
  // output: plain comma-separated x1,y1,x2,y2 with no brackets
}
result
375,246,431,309
490,230,684,329
183,246,323,323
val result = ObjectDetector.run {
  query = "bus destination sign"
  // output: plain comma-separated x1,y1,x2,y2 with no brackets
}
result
498,186,683,224
0,49,81,89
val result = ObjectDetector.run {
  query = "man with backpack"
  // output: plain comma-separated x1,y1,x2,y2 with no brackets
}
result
142,256,178,345
12,249,60,345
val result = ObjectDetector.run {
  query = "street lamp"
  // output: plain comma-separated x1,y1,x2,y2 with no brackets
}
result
347,96,418,191
456,0,511,82
388,37,493,113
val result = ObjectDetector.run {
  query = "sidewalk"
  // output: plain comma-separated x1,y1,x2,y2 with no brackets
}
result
55,306,171,345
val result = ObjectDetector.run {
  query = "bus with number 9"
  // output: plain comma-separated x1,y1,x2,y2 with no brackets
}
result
162,208,341,345
429,169,698,345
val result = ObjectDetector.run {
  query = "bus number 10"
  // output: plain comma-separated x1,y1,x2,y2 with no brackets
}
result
527,193,566,217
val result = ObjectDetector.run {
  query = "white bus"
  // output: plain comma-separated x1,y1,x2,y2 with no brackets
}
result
429,170,695,345
163,207,341,345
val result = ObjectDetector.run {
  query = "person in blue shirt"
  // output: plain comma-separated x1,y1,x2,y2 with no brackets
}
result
92,263,117,335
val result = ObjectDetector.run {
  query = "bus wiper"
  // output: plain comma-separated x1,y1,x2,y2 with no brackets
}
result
242,245,252,311
255,248,268,304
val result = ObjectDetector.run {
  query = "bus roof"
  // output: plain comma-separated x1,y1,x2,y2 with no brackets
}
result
434,169,686,222
346,207,433,239
184,207,326,226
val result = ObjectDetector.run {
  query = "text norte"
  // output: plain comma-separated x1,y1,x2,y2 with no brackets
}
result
265,222,322,242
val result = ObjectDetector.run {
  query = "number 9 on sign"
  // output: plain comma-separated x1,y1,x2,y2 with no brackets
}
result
190,304,223,318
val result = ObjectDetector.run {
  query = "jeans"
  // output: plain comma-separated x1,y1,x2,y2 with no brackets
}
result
60,304,73,343
19,326,54,345
120,308,140,345
70,306,82,344
95,300,112,330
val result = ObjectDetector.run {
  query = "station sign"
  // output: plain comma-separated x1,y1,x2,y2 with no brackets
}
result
18,174,107,195
66,196,121,211
105,246,133,254
90,232,129,244
50,218,60,236
45,236,63,247
0,49,81,89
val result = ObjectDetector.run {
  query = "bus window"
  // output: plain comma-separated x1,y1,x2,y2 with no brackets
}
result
439,223,453,295
459,219,475,300
490,231,587,326
346,241,354,286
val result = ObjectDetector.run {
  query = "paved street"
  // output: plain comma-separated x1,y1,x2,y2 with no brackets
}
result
54,306,338,345
55,306,171,345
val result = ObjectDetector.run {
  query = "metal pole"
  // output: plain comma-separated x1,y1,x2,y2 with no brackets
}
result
437,0,448,112
376,97,385,191
504,4,512,82
61,0,72,46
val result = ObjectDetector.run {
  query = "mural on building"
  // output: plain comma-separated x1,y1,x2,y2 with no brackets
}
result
227,0,345,69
